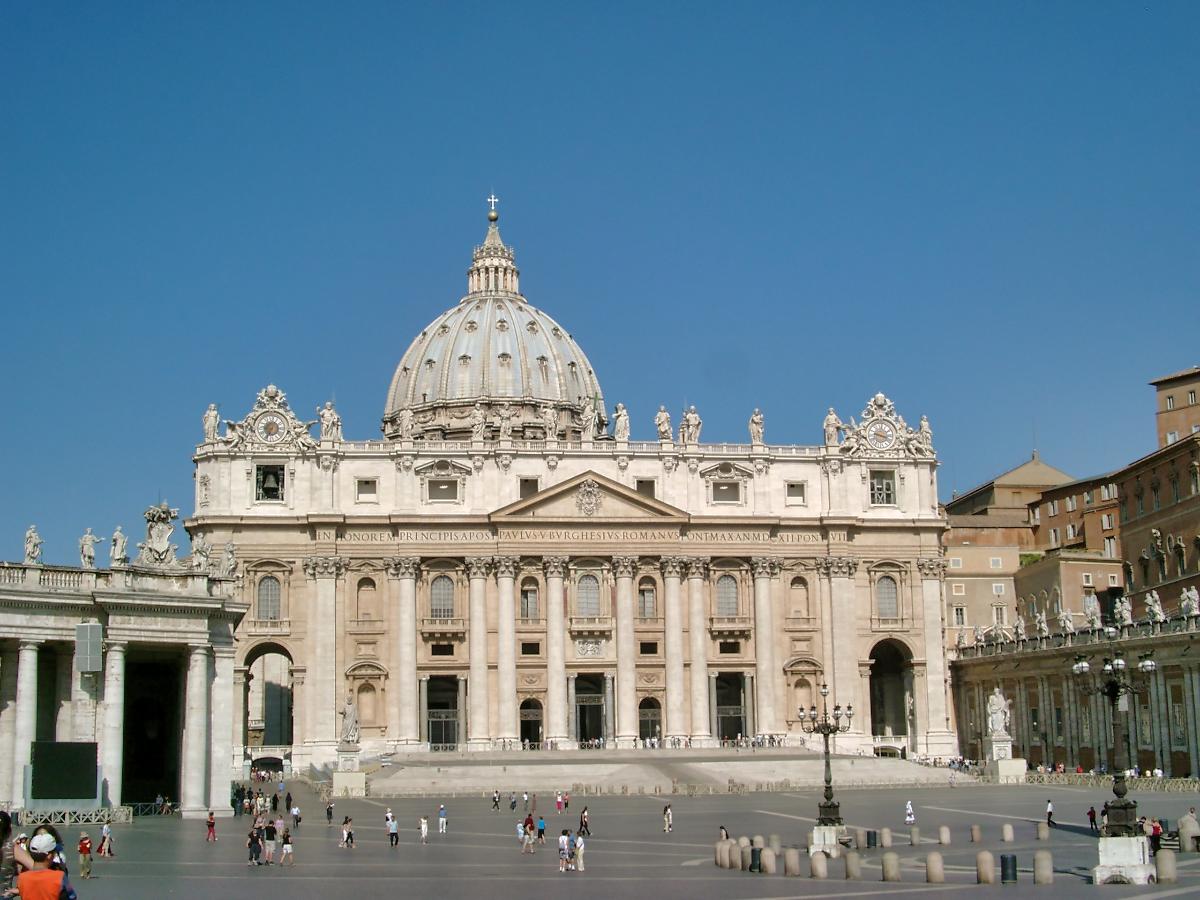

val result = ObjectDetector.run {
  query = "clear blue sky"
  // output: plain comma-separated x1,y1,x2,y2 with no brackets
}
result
2,2,1197,563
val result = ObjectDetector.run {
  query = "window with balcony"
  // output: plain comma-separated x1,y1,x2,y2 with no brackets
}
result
355,479,378,502
637,578,657,617
785,482,807,506
577,574,601,616
715,575,738,616
431,575,455,618
257,576,281,620
875,575,899,618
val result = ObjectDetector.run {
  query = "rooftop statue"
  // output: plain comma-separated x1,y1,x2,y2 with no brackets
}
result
612,403,630,441
23,525,42,565
748,408,764,444
78,528,104,569
654,405,672,441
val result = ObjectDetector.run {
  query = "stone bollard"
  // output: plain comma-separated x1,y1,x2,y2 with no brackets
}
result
970,824,982,843
768,833,782,854
881,851,901,882
939,825,951,845
1001,823,1014,843
1155,848,1177,884
844,850,861,880
910,826,920,846
855,827,867,850
761,847,777,875
1178,821,1200,854
1033,849,1053,885
740,846,753,871
880,827,892,848
926,851,945,884
722,840,739,869
783,848,802,876
976,850,995,884
752,834,765,849
714,841,724,867
738,835,751,848
1036,822,1049,841
810,851,828,879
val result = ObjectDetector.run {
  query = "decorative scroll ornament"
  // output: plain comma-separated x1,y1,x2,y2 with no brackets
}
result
838,392,934,460
218,384,317,454
917,557,948,578
576,479,603,516
304,556,347,578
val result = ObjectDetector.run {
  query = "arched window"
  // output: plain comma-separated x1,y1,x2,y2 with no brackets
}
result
716,575,738,616
638,578,657,618
789,577,810,618
577,574,600,616
1051,588,1062,614
520,578,540,619
794,677,814,715
431,575,455,618
875,575,899,619
257,576,281,620
357,577,378,620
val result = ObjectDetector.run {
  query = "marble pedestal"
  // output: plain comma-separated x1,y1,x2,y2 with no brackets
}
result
982,736,1026,784
808,825,844,858
1093,836,1156,885
333,743,366,797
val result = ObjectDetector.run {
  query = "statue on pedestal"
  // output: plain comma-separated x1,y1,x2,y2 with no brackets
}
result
612,403,630,441
748,408,764,444
542,404,558,439
1145,590,1166,625
823,408,843,446
317,401,343,442
340,693,360,745
1115,595,1134,626
23,525,42,565
110,526,128,566
78,528,104,569
1181,586,1200,619
203,404,220,443
679,406,702,445
469,402,487,441
496,402,514,440
397,407,415,440
1056,608,1076,635
654,406,672,441
580,396,596,439
1034,610,1049,639
219,541,238,577
1084,606,1103,631
191,533,212,571
1013,614,1027,642
986,686,1011,737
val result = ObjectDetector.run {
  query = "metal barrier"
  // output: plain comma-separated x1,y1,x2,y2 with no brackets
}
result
16,807,133,826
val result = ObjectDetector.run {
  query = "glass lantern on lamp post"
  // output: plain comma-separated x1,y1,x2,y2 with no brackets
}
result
798,683,853,826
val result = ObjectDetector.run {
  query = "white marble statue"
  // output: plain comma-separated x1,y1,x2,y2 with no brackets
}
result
918,415,933,449
222,419,246,449
542,404,558,439
680,405,702,445
203,404,220,442
219,541,237,577
1034,610,1050,638
23,525,42,565
986,686,1011,736
1145,590,1166,624
191,533,212,571
612,403,630,441
823,408,843,446
1115,595,1134,626
955,629,967,650
397,407,415,439
496,402,514,440
78,528,104,569
973,624,984,646
110,526,128,566
468,401,487,440
654,405,672,441
290,416,318,451
748,408,764,444
318,401,343,442
1056,608,1076,635
340,693,360,744
1084,606,1103,631
1181,586,1200,619
580,396,596,439
1013,614,1027,642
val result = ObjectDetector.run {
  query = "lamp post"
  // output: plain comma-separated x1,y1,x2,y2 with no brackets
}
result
798,683,853,825
1071,626,1156,838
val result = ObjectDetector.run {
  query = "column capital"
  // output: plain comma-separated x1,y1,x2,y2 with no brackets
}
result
685,558,709,580
917,557,948,578
187,644,211,658
750,557,776,578
543,556,569,578
465,556,492,579
303,556,347,579
612,556,639,578
104,640,127,653
492,556,520,578
816,556,858,578
660,556,687,578
384,556,421,579
17,639,42,652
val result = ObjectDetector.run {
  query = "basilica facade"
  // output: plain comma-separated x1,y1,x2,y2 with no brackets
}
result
190,209,957,771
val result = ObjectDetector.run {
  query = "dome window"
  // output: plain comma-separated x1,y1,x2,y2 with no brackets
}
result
465,320,478,332
496,319,509,332
552,327,563,339
459,354,472,366
425,358,437,370
438,324,450,335
498,353,512,366
526,321,538,334
536,356,549,381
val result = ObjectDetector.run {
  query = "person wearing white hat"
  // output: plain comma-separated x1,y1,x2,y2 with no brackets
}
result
16,832,78,899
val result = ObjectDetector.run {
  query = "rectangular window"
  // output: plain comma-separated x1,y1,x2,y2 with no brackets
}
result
785,482,807,506
992,583,1005,596
520,641,540,656
951,582,965,596
1171,477,1181,503
1101,513,1114,530
1065,496,1077,512
1152,486,1161,510
993,606,1007,625
1083,490,1093,506
639,641,658,655
1108,572,1119,587
1190,390,1197,405
953,607,965,626
635,479,656,499
1065,523,1077,540
1049,527,1060,546
1166,395,1176,410
1048,500,1059,516
989,557,1002,569
869,470,896,505
718,640,741,655
519,477,539,499
430,644,454,657
355,478,378,502
520,585,539,619
1031,507,1040,524
1101,484,1111,501
949,557,963,569
255,465,285,502
1055,707,1064,738
712,481,741,503
427,478,459,502
1082,572,1093,586
1166,431,1179,445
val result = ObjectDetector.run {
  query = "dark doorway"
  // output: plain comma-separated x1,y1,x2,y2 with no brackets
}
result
123,655,183,804
575,674,605,745
427,676,459,750
716,673,746,741
869,639,911,743
638,697,662,742
520,699,543,746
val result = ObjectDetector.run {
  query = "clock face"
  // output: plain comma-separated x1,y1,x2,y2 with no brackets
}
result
256,413,287,443
867,419,897,450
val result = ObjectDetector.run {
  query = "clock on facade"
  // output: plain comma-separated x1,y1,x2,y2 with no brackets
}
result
866,419,897,450
255,413,288,443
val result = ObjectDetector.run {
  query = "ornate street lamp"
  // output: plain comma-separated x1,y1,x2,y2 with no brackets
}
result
1071,629,1156,838
798,683,853,825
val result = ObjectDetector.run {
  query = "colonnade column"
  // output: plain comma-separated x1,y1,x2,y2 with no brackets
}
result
386,557,421,745
418,676,429,743
208,648,235,815
613,556,638,747
11,641,40,806
661,557,687,740
101,641,126,806
917,558,954,754
544,557,569,747
821,557,861,746
604,673,615,746
494,557,520,742
466,557,491,748
303,556,346,754
180,645,210,815
687,559,713,746
0,648,17,806
456,674,467,745
751,559,776,736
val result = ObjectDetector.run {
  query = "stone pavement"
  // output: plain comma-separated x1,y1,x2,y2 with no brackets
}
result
51,781,1200,899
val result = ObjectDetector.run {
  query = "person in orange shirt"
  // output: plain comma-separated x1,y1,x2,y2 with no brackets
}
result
14,833,77,900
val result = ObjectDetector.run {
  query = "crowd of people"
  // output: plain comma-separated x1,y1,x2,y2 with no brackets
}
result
0,810,117,898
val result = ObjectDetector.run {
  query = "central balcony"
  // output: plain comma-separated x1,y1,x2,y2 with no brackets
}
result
709,615,753,637
569,615,613,637
421,617,467,639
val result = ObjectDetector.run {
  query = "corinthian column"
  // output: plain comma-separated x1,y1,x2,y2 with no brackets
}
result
544,557,569,747
303,556,346,756
613,556,638,747
101,641,126,806
466,557,492,749
180,645,211,816
751,558,777,736
661,557,687,740
820,556,861,745
385,557,421,745
11,641,40,806
917,557,955,755
687,559,713,746
494,557,520,742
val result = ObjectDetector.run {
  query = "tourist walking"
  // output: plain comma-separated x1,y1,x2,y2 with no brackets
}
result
340,817,351,848
579,807,590,836
523,791,529,811
904,801,916,825
285,791,293,812
438,804,448,834
206,810,217,842
521,822,536,854
558,829,570,873
567,830,577,870
555,791,563,815
509,792,517,812
492,790,500,811
388,815,399,847
419,816,429,845
1087,806,1098,833
77,832,92,879
98,820,115,857
280,829,294,866
246,826,262,866
292,804,301,830
1046,800,1056,827
575,831,586,872
263,819,278,864
564,791,570,812
345,818,355,849
662,803,673,833
537,815,546,844
326,801,335,826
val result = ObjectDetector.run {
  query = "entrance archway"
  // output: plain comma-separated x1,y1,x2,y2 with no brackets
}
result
638,697,662,742
242,642,294,749
574,674,606,746
715,673,747,741
427,675,460,750
869,639,913,755
520,698,543,747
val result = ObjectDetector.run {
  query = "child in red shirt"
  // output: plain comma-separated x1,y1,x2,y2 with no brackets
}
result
77,832,93,879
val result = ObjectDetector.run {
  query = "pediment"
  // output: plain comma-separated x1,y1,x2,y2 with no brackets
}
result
491,471,688,522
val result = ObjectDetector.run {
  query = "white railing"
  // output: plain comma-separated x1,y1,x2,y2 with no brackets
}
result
244,618,291,635
39,568,83,589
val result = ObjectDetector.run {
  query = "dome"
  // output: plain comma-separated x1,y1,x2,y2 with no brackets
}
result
383,210,606,441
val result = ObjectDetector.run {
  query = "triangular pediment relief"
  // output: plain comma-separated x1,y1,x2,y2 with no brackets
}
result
491,471,688,522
